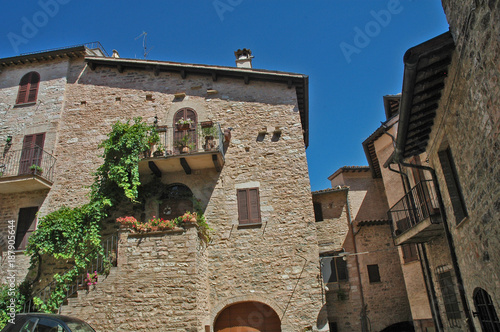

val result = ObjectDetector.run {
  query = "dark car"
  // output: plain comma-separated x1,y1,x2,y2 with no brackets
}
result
1,313,95,332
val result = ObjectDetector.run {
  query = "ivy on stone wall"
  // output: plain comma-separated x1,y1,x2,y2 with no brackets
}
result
21,117,158,314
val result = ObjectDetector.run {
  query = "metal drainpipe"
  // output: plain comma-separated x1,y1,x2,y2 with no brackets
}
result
399,161,475,332
386,164,443,332
345,189,369,332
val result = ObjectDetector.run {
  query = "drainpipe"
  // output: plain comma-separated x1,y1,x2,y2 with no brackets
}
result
345,189,369,332
398,161,475,332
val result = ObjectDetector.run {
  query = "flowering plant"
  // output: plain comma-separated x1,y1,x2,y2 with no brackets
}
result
176,212,198,224
176,117,193,125
84,271,98,287
116,216,140,229
116,215,178,233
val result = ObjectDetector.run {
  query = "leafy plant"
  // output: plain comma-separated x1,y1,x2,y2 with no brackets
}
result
0,282,30,330
200,125,219,138
29,164,43,173
176,117,193,125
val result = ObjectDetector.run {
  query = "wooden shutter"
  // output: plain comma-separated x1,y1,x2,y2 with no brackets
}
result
438,148,468,223
237,188,261,224
16,72,40,104
402,243,419,263
173,108,198,153
15,207,38,250
19,133,45,175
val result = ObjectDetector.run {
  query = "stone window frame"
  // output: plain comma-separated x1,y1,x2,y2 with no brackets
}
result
16,71,40,105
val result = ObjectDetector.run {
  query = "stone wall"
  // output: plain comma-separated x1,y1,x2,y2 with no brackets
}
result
433,1,500,329
62,226,208,332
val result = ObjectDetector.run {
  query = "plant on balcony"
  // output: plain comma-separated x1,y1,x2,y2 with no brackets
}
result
29,164,43,174
200,125,219,151
176,117,193,130
175,134,195,154
152,143,165,157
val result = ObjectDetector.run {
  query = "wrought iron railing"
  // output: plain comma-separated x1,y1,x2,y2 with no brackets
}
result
22,233,119,313
0,145,56,183
389,180,441,236
146,122,225,159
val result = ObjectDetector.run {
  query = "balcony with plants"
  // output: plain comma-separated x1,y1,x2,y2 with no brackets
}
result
0,144,56,193
389,180,443,245
140,120,225,177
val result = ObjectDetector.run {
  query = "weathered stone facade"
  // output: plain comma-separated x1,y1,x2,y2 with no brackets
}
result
313,168,411,332
0,46,323,331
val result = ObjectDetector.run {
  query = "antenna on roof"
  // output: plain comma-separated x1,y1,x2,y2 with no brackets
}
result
135,31,154,59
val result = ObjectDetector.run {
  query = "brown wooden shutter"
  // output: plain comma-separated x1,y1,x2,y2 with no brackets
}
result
16,72,40,104
237,188,261,224
15,207,38,250
19,133,45,175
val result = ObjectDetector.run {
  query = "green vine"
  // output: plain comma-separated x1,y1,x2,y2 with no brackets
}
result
21,117,157,313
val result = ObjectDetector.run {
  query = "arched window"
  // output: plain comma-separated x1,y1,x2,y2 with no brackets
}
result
16,72,40,105
173,108,197,154
473,288,500,332
158,184,194,220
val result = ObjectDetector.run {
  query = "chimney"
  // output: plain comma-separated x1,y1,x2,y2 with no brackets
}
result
112,49,120,58
234,49,253,68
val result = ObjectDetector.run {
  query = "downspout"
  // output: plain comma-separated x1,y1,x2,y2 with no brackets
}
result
386,163,443,332
398,161,475,332
345,189,369,332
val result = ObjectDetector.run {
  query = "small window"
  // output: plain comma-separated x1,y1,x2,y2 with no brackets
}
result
367,264,381,283
16,72,40,104
402,243,419,263
313,202,323,222
237,188,261,224
15,207,38,250
438,148,468,224
437,271,462,323
321,255,348,283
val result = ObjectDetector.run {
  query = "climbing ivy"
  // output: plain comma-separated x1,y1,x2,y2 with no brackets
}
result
21,117,157,313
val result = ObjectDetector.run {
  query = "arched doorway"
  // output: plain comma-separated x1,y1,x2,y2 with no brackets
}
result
214,301,281,332
158,184,193,220
173,108,197,154
473,288,500,332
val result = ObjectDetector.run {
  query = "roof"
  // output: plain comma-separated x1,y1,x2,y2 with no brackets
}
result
362,115,397,178
312,186,349,195
0,42,108,68
327,166,370,181
383,94,401,120
84,56,310,147
393,31,455,163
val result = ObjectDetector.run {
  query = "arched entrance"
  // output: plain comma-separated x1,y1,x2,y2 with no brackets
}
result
158,184,193,220
473,288,500,332
214,301,281,332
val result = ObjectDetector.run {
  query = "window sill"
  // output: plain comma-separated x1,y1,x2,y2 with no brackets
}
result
237,222,262,229
13,102,37,108
455,216,469,230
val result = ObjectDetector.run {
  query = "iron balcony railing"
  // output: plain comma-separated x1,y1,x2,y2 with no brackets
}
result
389,180,441,237
147,122,225,159
23,233,119,313
0,145,56,183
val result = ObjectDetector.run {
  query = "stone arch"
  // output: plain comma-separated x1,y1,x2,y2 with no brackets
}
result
214,301,281,332
158,183,194,220
211,295,287,331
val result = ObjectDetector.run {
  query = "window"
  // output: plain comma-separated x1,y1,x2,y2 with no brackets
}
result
173,108,197,154
237,188,261,225
19,133,45,175
313,202,323,222
16,72,40,104
321,255,348,283
438,148,468,224
402,243,419,263
367,264,381,283
473,288,500,332
15,207,38,250
437,270,461,324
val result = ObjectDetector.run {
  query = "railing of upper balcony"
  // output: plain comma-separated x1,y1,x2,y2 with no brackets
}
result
0,145,56,183
389,180,441,236
146,122,224,159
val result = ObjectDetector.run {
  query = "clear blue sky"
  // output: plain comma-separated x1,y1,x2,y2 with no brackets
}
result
0,1,449,191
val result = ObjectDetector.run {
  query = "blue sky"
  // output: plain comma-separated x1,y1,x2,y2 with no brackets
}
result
0,1,449,191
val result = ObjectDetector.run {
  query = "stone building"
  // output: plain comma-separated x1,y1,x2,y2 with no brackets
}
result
362,1,500,330
0,45,324,331
313,166,412,332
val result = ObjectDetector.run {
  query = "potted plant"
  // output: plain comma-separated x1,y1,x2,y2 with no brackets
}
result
29,164,43,174
175,134,195,154
153,143,165,157
83,271,98,291
176,117,193,131
200,125,219,151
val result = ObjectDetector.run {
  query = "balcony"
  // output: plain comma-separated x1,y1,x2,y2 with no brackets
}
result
0,145,56,193
389,180,443,245
139,122,225,177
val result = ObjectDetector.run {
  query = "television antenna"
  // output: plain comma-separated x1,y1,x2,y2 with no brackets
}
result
135,31,154,59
